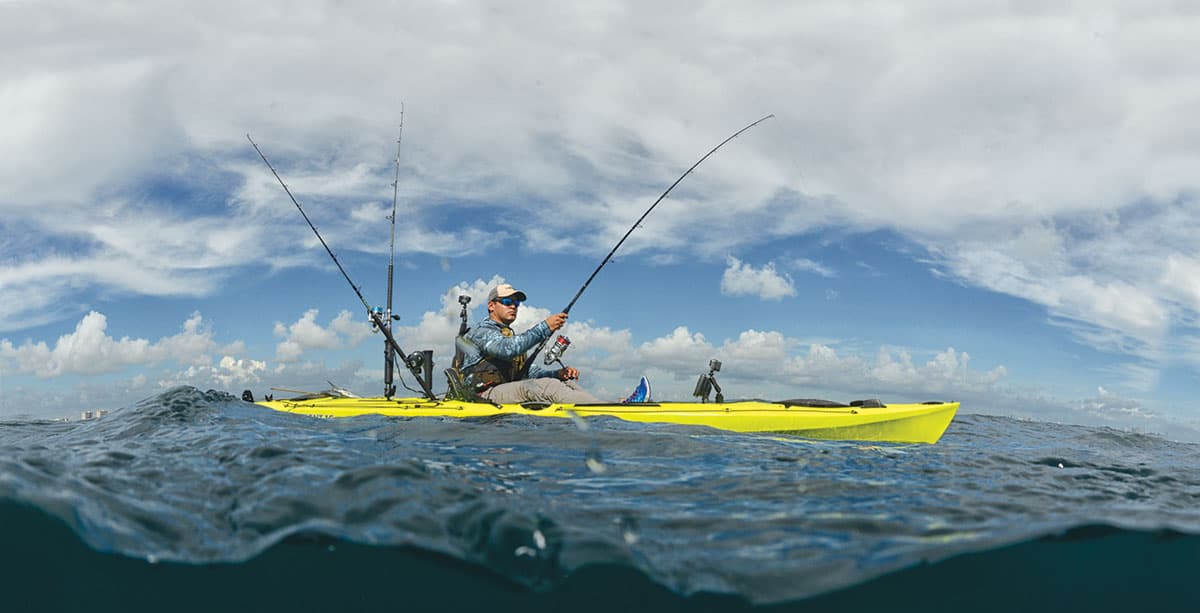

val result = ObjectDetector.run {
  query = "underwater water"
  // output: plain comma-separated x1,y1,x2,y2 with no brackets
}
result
2,386,1198,612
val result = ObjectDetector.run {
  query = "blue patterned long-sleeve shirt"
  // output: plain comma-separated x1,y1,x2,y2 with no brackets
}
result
460,318,557,382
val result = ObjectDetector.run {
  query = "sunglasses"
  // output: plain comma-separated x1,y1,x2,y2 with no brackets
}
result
495,297,522,307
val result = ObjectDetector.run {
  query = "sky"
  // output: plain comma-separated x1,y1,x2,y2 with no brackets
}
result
2,1,1199,440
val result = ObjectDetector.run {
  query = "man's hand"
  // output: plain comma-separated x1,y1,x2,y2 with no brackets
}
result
545,312,568,331
556,366,580,380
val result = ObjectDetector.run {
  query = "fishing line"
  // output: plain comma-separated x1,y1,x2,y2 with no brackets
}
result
522,114,775,373
247,133,437,400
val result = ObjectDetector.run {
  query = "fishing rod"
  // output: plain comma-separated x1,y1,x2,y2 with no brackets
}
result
522,113,775,373
382,105,405,399
247,133,437,400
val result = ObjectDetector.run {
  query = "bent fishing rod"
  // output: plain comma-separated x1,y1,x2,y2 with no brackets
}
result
247,133,437,400
521,113,775,373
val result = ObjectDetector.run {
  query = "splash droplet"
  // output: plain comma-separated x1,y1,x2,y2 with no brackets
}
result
617,515,639,545
585,450,606,474
564,409,590,432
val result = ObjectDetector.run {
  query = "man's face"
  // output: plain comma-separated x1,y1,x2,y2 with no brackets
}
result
488,297,520,325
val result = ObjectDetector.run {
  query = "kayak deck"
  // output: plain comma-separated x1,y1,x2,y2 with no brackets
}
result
257,397,959,444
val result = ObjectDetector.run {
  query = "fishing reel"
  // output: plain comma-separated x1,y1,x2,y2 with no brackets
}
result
543,335,571,366
692,358,724,403
404,350,435,390
369,306,401,332
405,352,425,370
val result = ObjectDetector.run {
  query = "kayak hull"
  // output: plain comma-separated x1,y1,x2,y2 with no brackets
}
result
257,397,959,444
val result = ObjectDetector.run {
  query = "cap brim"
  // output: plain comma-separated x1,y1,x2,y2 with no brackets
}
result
491,288,527,302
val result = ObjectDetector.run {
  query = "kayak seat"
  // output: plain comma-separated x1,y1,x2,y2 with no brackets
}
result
444,367,480,402
850,399,887,408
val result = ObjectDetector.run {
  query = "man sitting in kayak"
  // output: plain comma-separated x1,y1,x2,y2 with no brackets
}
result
459,283,649,404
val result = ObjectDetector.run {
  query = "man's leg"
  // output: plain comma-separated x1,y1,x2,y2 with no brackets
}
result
482,379,600,404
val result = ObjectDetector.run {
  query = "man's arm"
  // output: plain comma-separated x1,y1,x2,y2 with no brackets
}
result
469,320,553,359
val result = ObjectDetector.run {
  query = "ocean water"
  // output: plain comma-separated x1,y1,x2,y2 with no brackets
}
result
2,386,1198,612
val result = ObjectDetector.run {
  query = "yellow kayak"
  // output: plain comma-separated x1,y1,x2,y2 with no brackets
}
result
257,396,959,444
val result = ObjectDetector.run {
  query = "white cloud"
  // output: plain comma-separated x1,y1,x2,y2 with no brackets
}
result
148,357,366,400
373,282,1015,403
395,282,1011,401
1072,386,1162,428
162,356,268,389
791,258,836,278
7,277,1197,443
633,336,1011,403
859,347,1008,395
1160,255,1200,313
716,329,795,372
1095,361,1163,395
216,356,267,386
636,327,716,374
720,256,796,300
4,2,1200,410
330,311,373,348
273,309,371,363
932,216,1179,364
0,310,228,378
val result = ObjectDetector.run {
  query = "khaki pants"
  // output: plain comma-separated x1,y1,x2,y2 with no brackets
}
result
481,378,600,404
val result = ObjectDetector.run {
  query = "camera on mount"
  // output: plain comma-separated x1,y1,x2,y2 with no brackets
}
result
458,295,471,306
692,358,725,403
